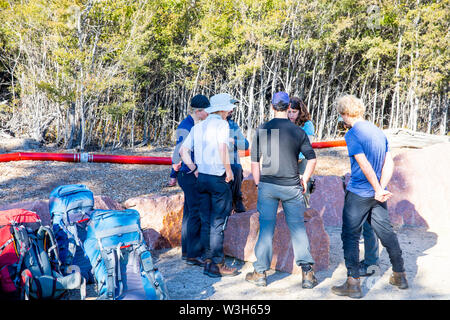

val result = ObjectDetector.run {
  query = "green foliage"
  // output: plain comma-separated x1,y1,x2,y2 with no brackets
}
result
0,0,448,144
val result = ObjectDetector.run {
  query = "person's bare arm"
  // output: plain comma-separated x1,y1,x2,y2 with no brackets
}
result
379,152,394,189
251,162,260,187
219,142,234,182
354,153,392,202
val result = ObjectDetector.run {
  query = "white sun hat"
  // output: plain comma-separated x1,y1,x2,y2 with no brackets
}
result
204,93,238,114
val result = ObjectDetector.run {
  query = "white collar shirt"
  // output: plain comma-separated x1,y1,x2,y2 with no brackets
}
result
182,114,230,176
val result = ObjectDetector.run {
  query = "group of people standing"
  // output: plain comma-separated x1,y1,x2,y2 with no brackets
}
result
169,90,408,298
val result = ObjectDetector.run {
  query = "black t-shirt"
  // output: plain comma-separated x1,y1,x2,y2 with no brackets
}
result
250,118,316,186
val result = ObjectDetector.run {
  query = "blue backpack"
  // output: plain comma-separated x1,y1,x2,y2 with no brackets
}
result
49,184,94,282
83,209,169,300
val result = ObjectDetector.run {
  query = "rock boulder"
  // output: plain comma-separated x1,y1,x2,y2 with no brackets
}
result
223,208,329,273
123,192,184,250
387,143,450,231
0,199,51,225
0,195,124,226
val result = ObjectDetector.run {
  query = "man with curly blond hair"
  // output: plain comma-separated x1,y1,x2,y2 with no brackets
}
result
331,95,408,299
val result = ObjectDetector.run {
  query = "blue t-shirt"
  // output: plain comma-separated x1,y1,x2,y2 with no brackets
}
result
345,120,390,197
228,119,249,166
299,120,315,160
171,115,196,174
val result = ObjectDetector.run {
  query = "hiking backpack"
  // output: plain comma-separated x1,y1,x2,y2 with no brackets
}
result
0,209,84,300
83,209,169,300
49,184,94,282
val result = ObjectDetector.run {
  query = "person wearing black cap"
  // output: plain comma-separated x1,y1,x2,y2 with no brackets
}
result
180,93,239,278
245,91,319,289
171,94,209,265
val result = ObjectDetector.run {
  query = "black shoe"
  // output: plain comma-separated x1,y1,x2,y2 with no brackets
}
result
204,261,238,278
186,257,206,266
203,259,212,275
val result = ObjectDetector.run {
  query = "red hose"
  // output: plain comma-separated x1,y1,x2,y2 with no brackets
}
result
238,140,346,157
311,140,347,149
0,140,346,164
0,152,172,165
90,154,172,165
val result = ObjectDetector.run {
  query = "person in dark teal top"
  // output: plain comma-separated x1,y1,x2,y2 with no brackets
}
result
226,111,249,212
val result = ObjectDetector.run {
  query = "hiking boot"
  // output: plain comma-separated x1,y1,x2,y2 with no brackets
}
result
245,270,267,287
167,178,177,187
203,259,212,275
389,272,408,289
204,261,238,278
234,201,246,213
331,277,362,299
186,256,206,267
302,269,318,289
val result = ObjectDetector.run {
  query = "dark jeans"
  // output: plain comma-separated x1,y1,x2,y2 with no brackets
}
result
342,190,405,278
197,173,233,264
177,171,203,258
230,164,244,205
362,220,379,266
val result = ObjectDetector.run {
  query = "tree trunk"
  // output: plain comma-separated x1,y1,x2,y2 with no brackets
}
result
317,52,337,140
390,33,403,129
372,58,380,123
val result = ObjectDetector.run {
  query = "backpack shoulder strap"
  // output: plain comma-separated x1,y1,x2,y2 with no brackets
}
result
99,246,124,300
135,244,168,300
37,226,62,273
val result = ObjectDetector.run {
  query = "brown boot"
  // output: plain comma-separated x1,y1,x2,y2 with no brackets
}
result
389,272,408,289
245,270,267,287
302,269,318,289
205,261,239,278
331,277,362,299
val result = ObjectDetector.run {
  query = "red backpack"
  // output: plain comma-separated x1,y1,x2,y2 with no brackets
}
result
0,209,84,299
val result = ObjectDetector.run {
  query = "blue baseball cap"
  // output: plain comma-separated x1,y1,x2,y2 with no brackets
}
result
271,91,290,105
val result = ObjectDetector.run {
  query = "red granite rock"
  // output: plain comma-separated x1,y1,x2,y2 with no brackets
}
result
94,195,124,211
0,199,51,225
223,208,329,273
241,177,258,211
304,208,330,271
0,195,124,226
387,143,450,231
123,192,184,250
241,174,347,227
309,175,346,227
